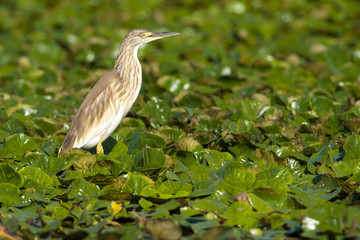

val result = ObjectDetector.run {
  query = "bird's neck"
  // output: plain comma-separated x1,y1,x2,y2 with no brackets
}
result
114,43,141,70
113,44,143,92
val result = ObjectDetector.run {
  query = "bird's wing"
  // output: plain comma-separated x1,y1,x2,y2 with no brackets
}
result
60,70,123,151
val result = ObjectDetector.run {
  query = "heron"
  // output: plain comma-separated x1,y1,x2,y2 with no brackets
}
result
59,29,179,154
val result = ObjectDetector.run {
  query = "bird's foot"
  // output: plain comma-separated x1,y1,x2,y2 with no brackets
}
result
96,142,104,154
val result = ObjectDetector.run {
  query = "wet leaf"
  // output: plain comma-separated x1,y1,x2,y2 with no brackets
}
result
219,169,256,194
125,132,166,154
150,199,180,217
0,133,38,159
205,150,233,170
222,119,253,134
176,137,202,152
157,76,190,95
161,128,186,142
221,202,258,227
0,164,23,187
303,200,345,234
138,97,172,128
122,172,154,195
230,100,266,121
134,148,166,172
0,183,22,207
256,166,293,192
32,117,58,135
18,166,54,192
68,178,100,200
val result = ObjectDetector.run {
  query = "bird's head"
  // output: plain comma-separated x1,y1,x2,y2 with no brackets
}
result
115,29,179,67
124,29,180,46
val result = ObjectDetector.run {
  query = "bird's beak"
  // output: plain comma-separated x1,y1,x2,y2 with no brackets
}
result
151,32,180,38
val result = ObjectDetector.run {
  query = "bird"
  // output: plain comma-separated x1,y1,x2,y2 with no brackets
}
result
59,29,179,154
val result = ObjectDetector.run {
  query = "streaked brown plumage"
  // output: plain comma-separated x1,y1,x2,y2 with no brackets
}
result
59,29,179,154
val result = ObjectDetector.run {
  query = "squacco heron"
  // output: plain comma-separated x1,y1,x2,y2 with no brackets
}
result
59,29,179,154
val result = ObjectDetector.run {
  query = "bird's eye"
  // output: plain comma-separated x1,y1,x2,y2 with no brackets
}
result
140,32,152,39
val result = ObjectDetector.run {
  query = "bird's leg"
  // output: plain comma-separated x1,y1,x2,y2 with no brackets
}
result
96,136,104,154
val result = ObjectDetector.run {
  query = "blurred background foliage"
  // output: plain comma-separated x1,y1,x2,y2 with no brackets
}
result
1,0,360,239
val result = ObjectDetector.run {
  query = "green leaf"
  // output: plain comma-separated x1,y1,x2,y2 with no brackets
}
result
190,219,220,232
72,155,97,173
176,93,203,108
126,132,166,154
23,153,66,175
150,199,180,218
18,166,54,191
110,154,135,174
205,150,233,170
68,178,100,200
222,119,253,134
332,135,360,177
138,97,172,128
176,137,203,152
310,96,336,116
158,181,192,196
0,133,38,159
1,118,26,134
165,170,182,182
157,76,190,95
48,206,69,220
252,142,308,160
221,202,258,227
161,128,186,142
256,166,293,192
119,118,146,128
289,98,309,113
0,183,22,207
134,148,166,172
0,163,23,187
139,198,153,209
230,100,266,121
108,141,128,158
122,172,154,195
189,199,228,213
219,169,256,194
248,191,294,212
303,200,345,234
141,180,192,199
194,118,222,132
32,117,58,135
190,178,218,197
41,219,61,232
290,175,342,206
187,162,213,184
309,145,329,164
